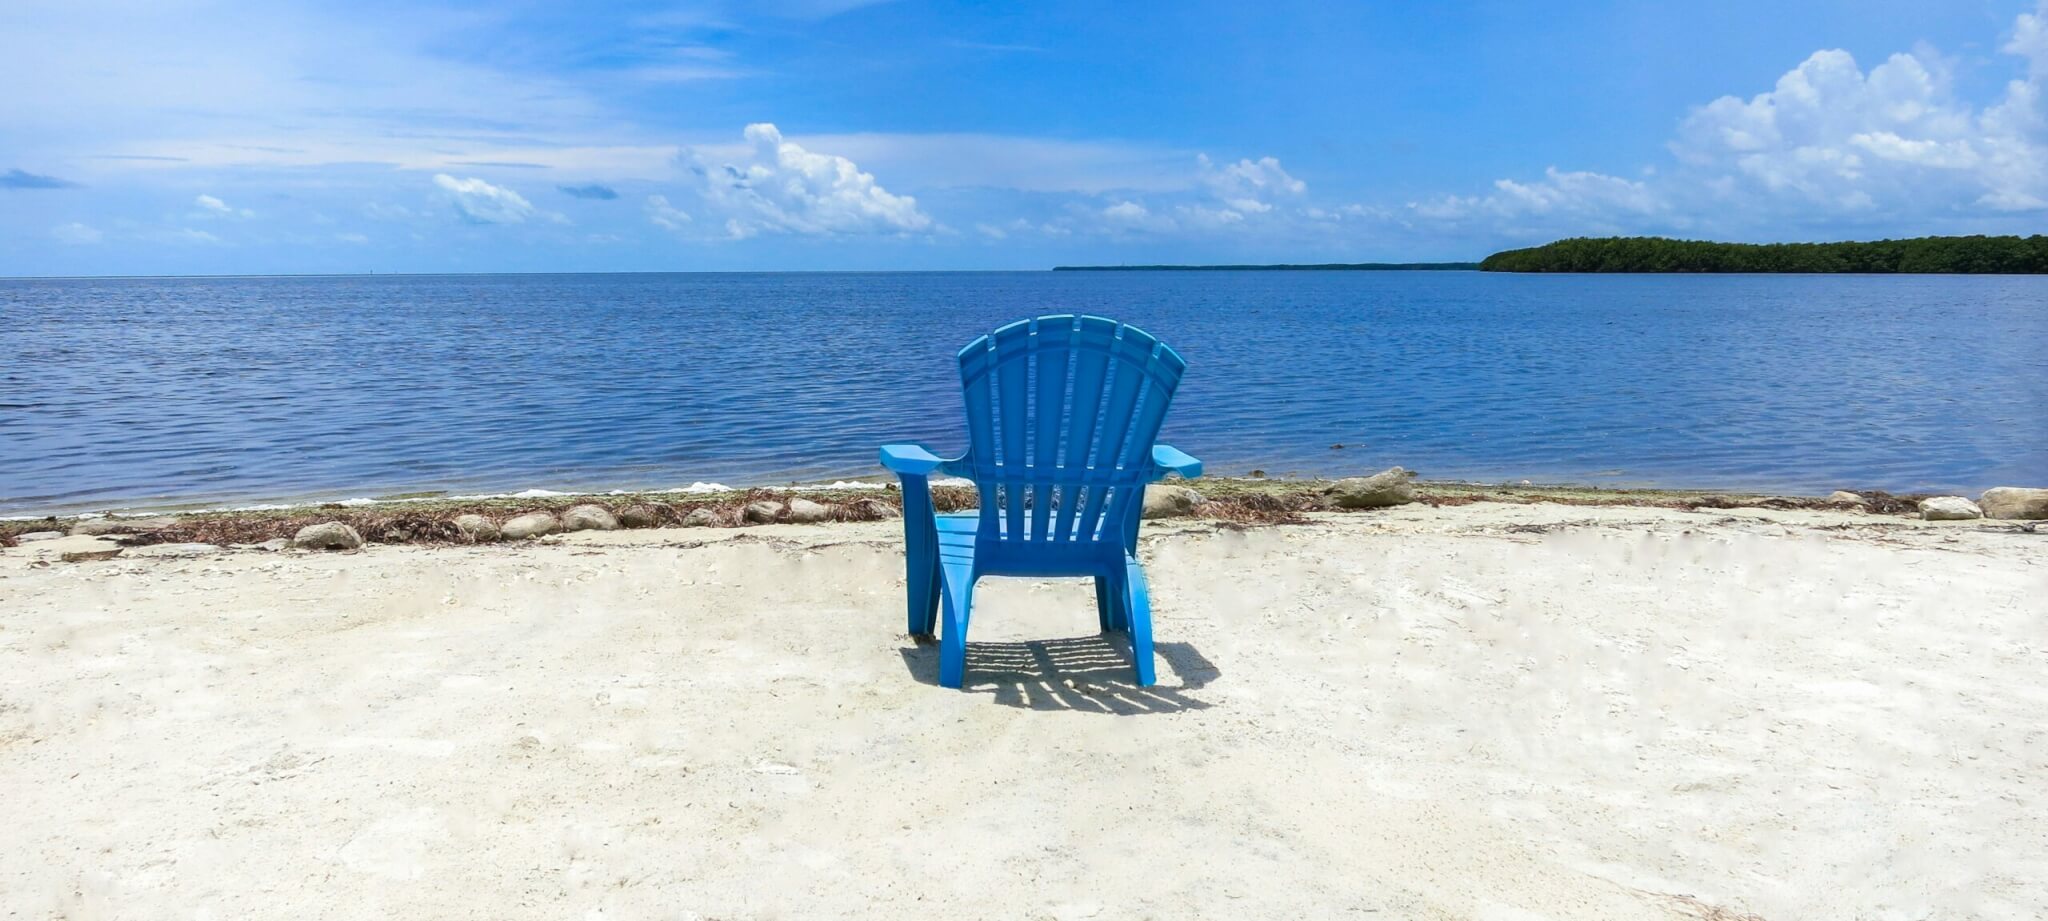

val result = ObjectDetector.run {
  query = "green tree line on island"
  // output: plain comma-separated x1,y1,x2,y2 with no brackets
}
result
1479,235,2048,274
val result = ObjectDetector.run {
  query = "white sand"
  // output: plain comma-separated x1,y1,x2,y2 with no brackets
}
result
3,503,2044,919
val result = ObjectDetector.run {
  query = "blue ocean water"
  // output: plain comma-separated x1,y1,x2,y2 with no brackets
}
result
3,271,2044,515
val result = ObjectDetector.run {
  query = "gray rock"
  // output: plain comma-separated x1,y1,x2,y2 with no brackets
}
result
1141,484,1205,519
257,538,291,552
785,498,832,523
1919,496,1983,521
1979,487,2048,520
559,504,619,532
451,514,501,542
500,512,559,540
1330,467,1417,509
850,497,901,520
69,516,180,536
292,521,363,551
17,531,64,542
618,505,661,528
1826,490,1868,506
742,501,784,524
680,507,720,527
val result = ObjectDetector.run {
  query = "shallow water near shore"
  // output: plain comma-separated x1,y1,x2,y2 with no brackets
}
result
4,270,2045,515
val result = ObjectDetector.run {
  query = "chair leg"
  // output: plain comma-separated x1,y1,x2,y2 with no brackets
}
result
1093,575,1115,633
919,556,941,636
1121,557,1155,686
1108,568,1133,632
909,541,940,636
938,566,976,689
901,478,940,637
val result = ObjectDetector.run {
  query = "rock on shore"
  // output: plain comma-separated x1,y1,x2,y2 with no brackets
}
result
292,522,363,551
560,504,620,532
1330,467,1417,509
850,498,901,520
451,514,501,542
743,501,784,524
501,512,559,540
1142,485,1204,519
1979,487,2048,520
618,505,661,528
1919,496,1983,521
785,498,832,523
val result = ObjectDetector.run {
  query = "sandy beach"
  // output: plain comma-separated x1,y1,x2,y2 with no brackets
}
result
3,502,2044,919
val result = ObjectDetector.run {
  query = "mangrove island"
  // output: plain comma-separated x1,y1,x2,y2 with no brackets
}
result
1478,235,2048,274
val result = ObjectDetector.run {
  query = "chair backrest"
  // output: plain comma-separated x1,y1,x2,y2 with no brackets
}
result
956,315,1186,554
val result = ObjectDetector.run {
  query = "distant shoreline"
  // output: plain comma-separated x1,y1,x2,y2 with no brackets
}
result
1051,262,1481,272
1480,234,2048,273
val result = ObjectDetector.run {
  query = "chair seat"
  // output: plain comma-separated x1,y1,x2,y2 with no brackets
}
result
933,510,1113,539
934,511,1125,577
936,512,979,572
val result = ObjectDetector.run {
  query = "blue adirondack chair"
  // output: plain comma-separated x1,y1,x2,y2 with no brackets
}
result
880,315,1201,689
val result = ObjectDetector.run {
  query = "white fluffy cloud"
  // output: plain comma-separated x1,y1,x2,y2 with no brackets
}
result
1198,154,1306,214
785,133,1195,194
432,174,536,224
1674,50,1969,208
1102,200,1151,222
1673,37,2048,214
1410,167,1661,222
645,194,692,231
194,193,254,218
684,123,932,238
2010,4,2048,78
1052,153,1317,236
1419,3,2048,236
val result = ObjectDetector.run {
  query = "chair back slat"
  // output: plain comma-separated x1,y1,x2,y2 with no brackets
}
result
958,333,1000,519
954,315,1185,554
1051,319,1115,542
993,322,1031,540
1030,319,1073,540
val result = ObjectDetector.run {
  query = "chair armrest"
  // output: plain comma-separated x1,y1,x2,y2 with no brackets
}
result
880,443,953,476
1150,444,1203,480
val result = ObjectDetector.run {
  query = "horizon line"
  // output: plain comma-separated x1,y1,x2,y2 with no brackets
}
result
0,265,1479,281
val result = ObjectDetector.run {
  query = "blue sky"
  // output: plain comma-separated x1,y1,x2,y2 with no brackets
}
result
4,0,2047,275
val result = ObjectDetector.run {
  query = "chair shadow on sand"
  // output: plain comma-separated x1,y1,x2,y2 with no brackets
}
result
898,634,1219,714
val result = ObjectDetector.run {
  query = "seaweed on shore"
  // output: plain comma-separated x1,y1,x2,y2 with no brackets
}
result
1418,488,1929,515
2,479,1947,551
142,511,470,548
97,488,973,547
1194,490,1318,524
1818,490,1931,516
33,484,1320,548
